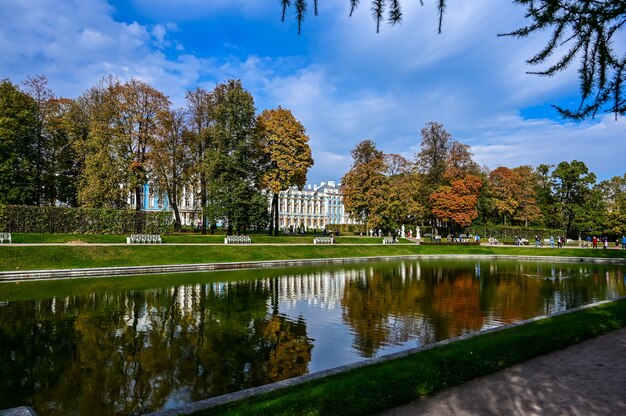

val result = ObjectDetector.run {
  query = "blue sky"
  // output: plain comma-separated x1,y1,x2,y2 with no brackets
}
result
1,0,624,185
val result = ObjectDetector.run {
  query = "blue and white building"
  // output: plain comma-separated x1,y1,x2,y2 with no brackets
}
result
130,180,357,229
129,183,202,226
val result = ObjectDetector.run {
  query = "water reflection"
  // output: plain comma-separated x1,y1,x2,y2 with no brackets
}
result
0,259,624,415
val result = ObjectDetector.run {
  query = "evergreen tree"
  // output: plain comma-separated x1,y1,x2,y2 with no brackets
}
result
208,80,264,234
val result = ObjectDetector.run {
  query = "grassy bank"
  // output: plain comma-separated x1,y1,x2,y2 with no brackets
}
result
5,233,411,245
1,244,626,272
195,298,626,416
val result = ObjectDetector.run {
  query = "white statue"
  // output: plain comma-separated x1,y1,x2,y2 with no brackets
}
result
401,224,405,238
416,226,421,240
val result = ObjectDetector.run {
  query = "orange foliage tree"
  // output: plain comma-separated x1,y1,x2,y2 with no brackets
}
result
430,174,483,228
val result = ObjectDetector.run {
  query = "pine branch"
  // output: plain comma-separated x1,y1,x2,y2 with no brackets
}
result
371,0,385,33
388,0,402,25
295,0,307,35
281,0,291,22
349,0,360,17
437,0,446,34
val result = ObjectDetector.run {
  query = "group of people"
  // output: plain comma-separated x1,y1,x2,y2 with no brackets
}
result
548,235,565,248
585,235,626,249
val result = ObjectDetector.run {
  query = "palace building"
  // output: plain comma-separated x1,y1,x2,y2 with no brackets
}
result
130,180,358,229
277,181,358,230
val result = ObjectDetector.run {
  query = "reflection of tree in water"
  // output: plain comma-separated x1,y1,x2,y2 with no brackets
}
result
0,280,313,415
340,261,608,358
342,265,432,358
341,264,484,357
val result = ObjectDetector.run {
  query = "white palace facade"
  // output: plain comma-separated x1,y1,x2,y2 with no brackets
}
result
277,180,359,230
132,180,358,229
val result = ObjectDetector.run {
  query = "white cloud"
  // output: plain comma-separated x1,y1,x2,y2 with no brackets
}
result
470,115,626,181
1,0,623,187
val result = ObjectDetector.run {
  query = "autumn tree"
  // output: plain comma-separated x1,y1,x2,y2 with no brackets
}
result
257,106,314,236
372,167,426,232
149,108,192,231
430,174,483,230
186,87,214,234
511,165,542,226
115,79,170,217
384,153,412,176
446,141,480,180
341,140,386,232
415,121,451,190
489,167,519,225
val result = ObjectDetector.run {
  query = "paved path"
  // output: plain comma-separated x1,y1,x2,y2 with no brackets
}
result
377,327,626,416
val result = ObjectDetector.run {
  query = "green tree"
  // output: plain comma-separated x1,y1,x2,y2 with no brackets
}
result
77,77,129,208
22,75,54,206
43,97,83,206
341,140,386,233
208,80,264,234
551,160,597,237
596,175,626,236
0,79,37,205
257,106,314,236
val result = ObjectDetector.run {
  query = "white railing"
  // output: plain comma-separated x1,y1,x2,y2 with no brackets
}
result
224,235,252,244
313,236,334,244
383,237,397,244
126,234,162,244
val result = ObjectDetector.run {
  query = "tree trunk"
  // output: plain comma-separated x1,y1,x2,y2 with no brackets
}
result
200,171,207,234
134,185,142,233
268,193,275,236
170,199,182,232
273,193,280,236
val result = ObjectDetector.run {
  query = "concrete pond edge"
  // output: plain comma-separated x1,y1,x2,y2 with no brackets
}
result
2,253,626,282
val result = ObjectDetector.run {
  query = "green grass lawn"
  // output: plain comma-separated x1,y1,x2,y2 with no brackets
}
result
1,242,625,272
195,298,626,416
7,233,409,244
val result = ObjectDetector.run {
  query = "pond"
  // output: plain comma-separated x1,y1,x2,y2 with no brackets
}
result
1,258,625,415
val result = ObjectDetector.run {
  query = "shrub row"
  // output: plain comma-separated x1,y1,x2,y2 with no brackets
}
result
469,225,564,240
0,205,173,235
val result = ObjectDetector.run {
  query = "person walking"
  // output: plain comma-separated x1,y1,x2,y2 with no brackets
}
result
550,236,554,249
592,236,598,249
622,236,626,250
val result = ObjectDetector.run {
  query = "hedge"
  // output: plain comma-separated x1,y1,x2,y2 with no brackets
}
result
469,224,565,240
0,205,173,235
